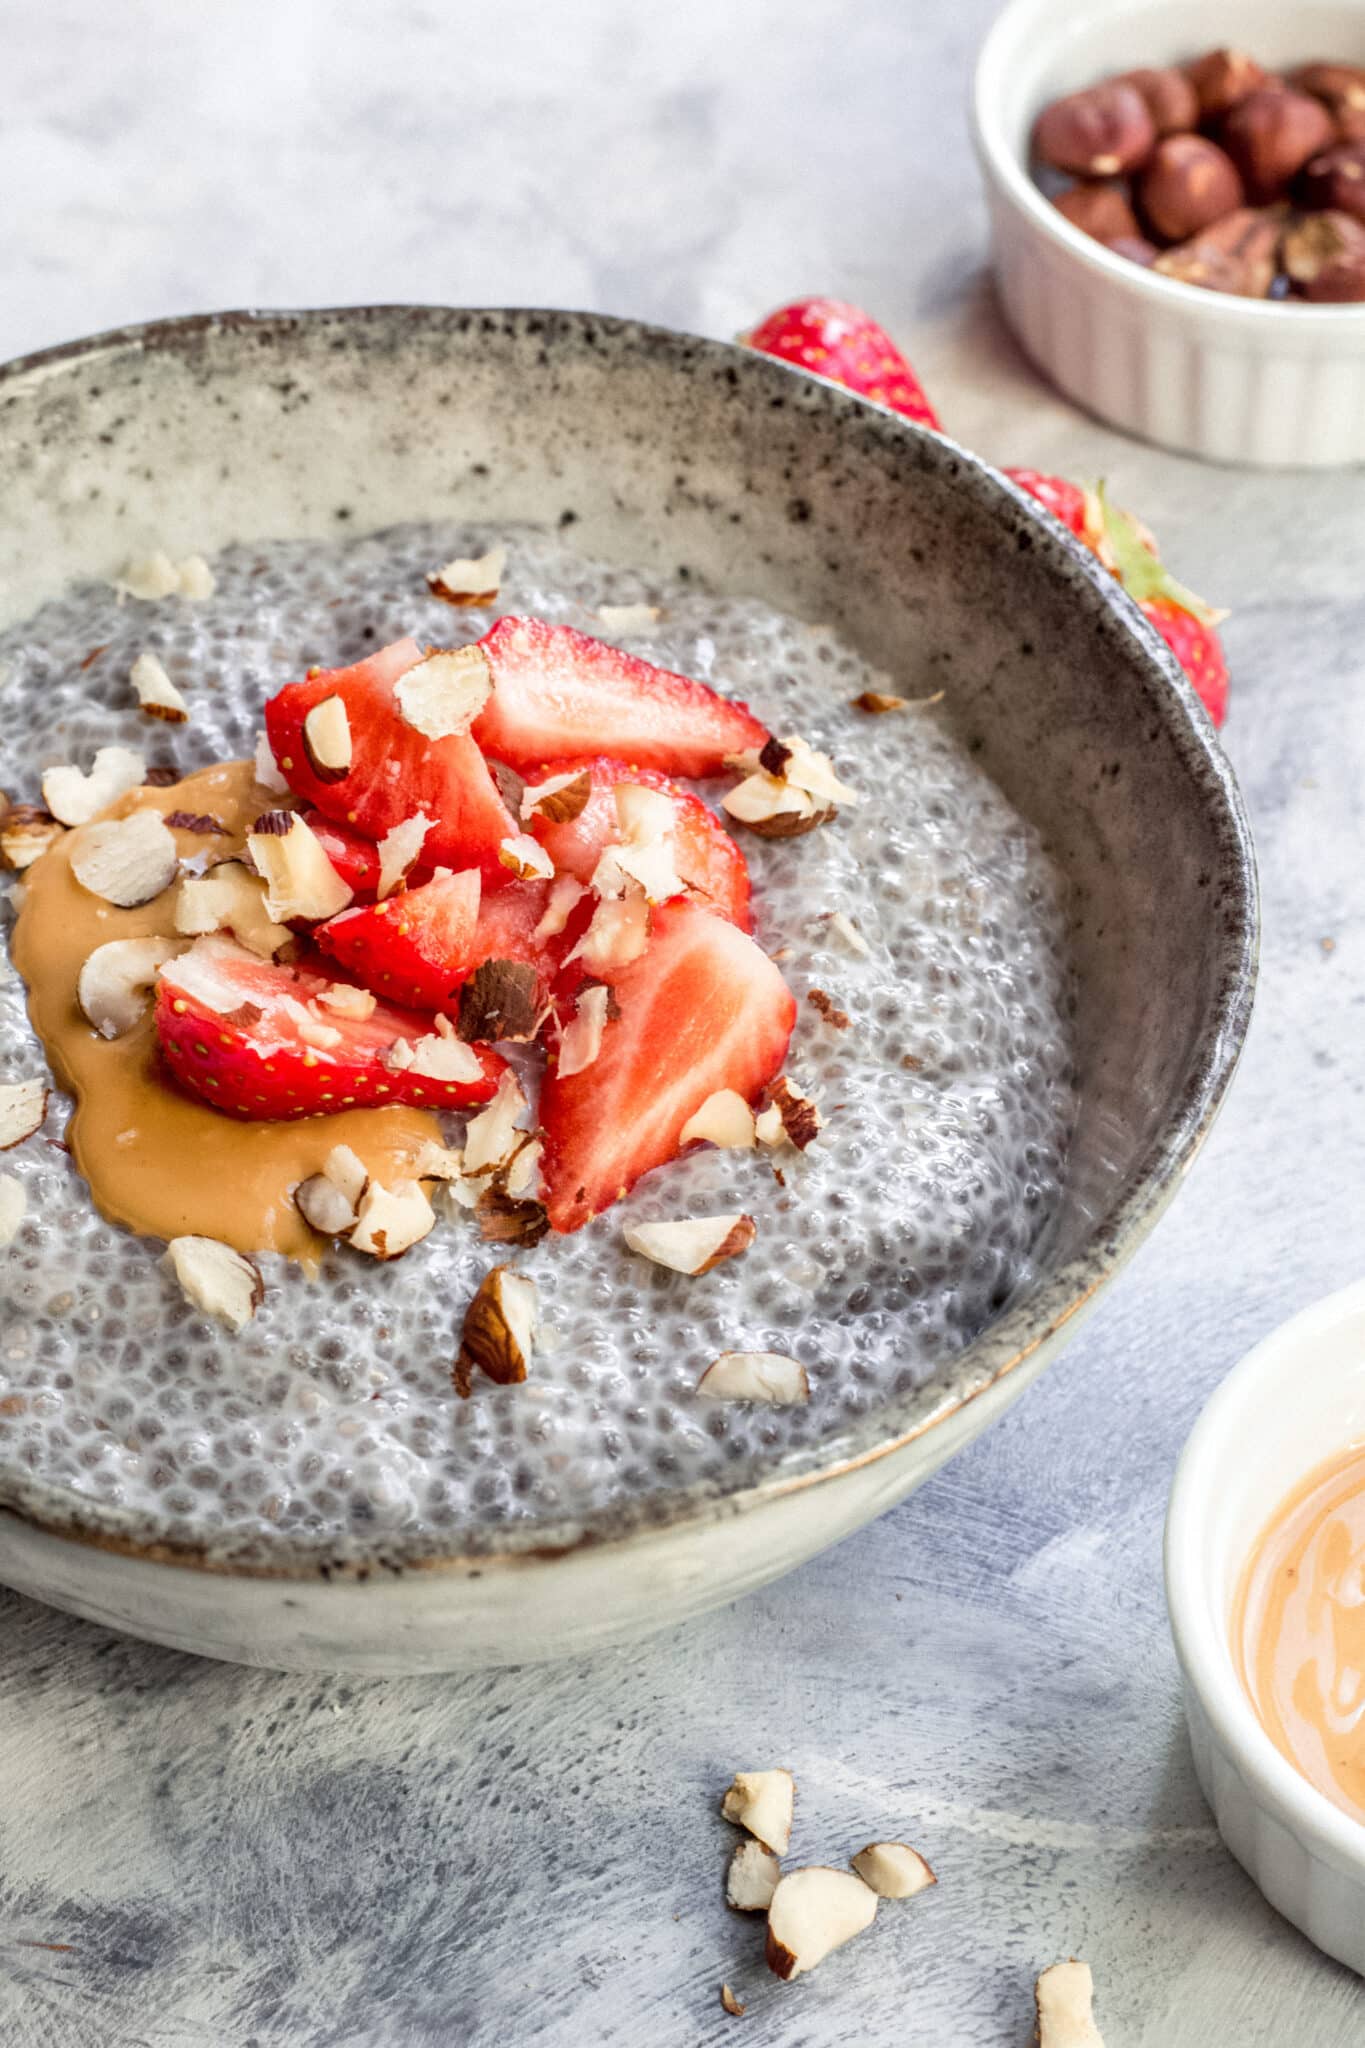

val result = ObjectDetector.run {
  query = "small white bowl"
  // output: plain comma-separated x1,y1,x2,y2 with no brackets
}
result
1166,1276,1365,1975
972,0,1365,467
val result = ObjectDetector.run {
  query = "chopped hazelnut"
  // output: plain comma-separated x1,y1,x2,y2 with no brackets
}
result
78,934,187,1038
375,810,433,899
42,746,146,827
455,1265,539,1395
395,646,493,739
721,1769,795,1855
623,1213,756,1275
698,1353,810,1404
131,650,189,722
0,803,65,871
301,694,352,781
164,1236,264,1331
765,1868,877,1981
247,811,352,923
0,1078,48,1151
727,1840,782,1913
70,809,179,907
426,544,506,606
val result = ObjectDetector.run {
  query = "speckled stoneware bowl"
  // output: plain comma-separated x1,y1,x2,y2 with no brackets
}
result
0,307,1256,1672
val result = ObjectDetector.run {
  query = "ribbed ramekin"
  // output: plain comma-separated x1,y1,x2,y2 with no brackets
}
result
971,0,1365,468
1165,1277,1365,1976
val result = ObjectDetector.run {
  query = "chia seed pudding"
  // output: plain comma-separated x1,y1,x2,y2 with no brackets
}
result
0,522,1077,1560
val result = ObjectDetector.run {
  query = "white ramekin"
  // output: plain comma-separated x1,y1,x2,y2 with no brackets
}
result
971,0,1365,467
1165,1277,1365,1975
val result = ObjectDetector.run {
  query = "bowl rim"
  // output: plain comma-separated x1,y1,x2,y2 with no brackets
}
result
971,0,1365,330
1165,1274,1365,1877
0,303,1259,1579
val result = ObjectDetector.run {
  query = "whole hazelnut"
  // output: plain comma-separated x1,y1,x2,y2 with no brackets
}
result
1297,141,1365,222
1052,181,1141,243
1153,206,1285,298
1033,81,1156,178
1289,62,1365,144
1104,234,1160,267
1281,208,1365,300
1117,66,1200,136
1138,134,1245,242
1221,87,1335,202
1185,48,1269,123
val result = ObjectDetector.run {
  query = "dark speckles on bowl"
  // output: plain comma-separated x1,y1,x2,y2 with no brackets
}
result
0,307,1256,1670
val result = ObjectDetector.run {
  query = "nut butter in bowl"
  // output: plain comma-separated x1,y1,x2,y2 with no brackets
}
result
972,0,1365,465
1235,1444,1365,1830
1166,1276,1365,1976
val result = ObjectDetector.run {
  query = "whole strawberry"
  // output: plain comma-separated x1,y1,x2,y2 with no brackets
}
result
1094,485,1229,728
1009,469,1229,728
1003,467,1091,540
1003,467,1096,543
1139,598,1230,727
742,298,941,429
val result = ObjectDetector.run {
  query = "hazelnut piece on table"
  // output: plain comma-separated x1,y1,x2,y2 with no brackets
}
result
1290,61,1365,144
1033,80,1155,178
1184,47,1269,123
1052,181,1141,243
1282,208,1365,300
1221,87,1335,202
1138,134,1244,241
1117,65,1200,137
1153,206,1285,298
1297,141,1365,222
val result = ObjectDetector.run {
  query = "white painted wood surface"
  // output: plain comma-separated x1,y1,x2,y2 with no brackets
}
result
2,1,1364,2040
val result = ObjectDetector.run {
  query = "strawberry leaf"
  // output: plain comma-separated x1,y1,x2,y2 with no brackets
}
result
1095,484,1225,627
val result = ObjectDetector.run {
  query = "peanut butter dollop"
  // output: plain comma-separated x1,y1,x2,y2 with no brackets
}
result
12,761,441,1261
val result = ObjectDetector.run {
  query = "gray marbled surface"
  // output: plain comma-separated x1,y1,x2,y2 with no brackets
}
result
2,1,1364,2042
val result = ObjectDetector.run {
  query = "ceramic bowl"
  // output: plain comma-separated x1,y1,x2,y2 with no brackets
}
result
0,307,1256,1671
972,0,1365,467
1166,1277,1365,1977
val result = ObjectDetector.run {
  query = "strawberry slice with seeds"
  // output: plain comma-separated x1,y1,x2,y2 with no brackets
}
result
472,618,768,777
540,898,795,1232
528,757,752,930
474,875,584,971
742,298,941,430
265,638,515,879
155,935,504,1119
316,872,575,1017
315,868,482,1013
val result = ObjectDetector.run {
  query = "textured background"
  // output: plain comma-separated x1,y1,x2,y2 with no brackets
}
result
3,1,1364,2042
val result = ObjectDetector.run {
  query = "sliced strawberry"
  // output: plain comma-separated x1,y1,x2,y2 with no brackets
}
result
301,808,386,901
1007,475,1230,726
527,757,752,930
1093,485,1230,728
315,869,482,1013
1141,599,1230,726
742,298,941,430
1003,468,1091,540
315,871,574,1017
540,899,795,1233
155,936,504,1120
265,638,514,880
472,618,768,778
473,876,580,971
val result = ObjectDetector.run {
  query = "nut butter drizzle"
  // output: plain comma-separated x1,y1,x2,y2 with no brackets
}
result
1234,1442,1365,1827
12,760,442,1262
